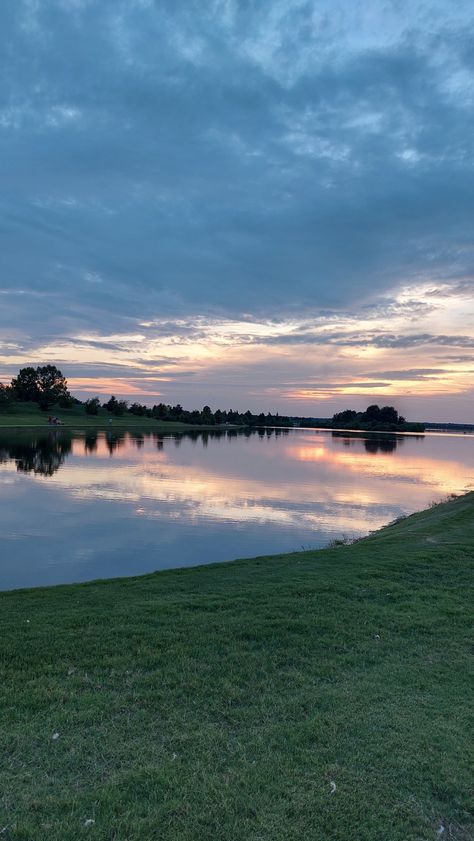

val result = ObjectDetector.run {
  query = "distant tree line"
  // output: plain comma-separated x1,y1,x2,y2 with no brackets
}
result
87,394,293,427
320,404,425,432
0,368,424,431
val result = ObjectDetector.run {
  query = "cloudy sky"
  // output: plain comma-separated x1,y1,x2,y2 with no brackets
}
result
1,0,473,420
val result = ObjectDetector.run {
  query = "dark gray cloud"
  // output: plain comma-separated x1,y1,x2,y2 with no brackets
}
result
438,354,474,363
1,0,474,341
360,368,456,380
255,331,474,349
284,381,391,390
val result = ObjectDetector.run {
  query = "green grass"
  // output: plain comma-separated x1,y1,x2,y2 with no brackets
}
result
0,402,200,431
1,494,473,840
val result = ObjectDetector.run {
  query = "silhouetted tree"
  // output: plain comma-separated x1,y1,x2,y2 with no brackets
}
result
379,405,399,424
201,405,214,424
10,365,69,408
0,384,12,411
129,402,146,416
332,409,357,426
364,404,381,421
103,396,128,416
84,397,101,415
36,365,70,409
11,367,40,402
329,404,419,431
152,403,169,420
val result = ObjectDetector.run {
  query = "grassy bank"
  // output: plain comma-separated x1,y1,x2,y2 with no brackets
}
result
0,402,204,431
1,494,473,840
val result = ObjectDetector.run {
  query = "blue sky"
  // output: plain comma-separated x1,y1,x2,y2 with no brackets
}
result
1,0,473,420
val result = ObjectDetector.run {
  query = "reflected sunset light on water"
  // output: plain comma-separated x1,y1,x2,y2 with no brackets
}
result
1,427,473,590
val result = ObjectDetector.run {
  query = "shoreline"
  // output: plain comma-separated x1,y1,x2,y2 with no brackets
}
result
0,418,229,432
1,490,472,595
1,491,473,838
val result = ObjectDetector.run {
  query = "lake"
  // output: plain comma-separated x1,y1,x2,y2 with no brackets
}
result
0,426,473,590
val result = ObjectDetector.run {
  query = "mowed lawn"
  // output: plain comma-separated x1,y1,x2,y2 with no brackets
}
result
0,402,194,431
1,494,473,840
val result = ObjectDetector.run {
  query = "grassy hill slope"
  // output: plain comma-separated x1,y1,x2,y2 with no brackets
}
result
0,401,198,430
1,494,473,840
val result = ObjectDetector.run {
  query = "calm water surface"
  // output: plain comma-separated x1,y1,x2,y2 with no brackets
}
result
0,427,473,590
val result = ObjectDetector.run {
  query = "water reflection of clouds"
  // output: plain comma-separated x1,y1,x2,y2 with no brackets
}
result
1,429,473,589
287,439,472,495
132,497,392,537
9,443,386,535
11,430,471,536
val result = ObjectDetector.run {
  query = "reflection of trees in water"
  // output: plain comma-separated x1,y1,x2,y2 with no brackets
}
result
363,436,399,454
331,430,402,454
84,431,128,455
84,432,98,453
105,432,126,455
330,430,425,454
0,432,73,476
166,428,288,448
0,426,292,476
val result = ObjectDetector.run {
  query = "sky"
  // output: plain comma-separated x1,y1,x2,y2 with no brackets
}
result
1,0,473,421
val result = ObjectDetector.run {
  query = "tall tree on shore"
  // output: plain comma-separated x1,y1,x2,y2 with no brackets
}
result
36,365,70,408
11,367,40,402
11,365,70,408
0,383,12,410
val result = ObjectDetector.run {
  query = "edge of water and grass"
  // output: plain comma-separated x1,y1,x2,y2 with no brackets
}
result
1,493,473,840
0,402,218,432
0,402,427,435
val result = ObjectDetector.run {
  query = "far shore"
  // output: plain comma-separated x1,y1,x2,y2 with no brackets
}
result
2,416,471,436
0,418,216,431
0,408,226,432
1,399,470,435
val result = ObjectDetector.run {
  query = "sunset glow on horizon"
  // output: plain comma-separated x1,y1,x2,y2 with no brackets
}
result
1,2,473,421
